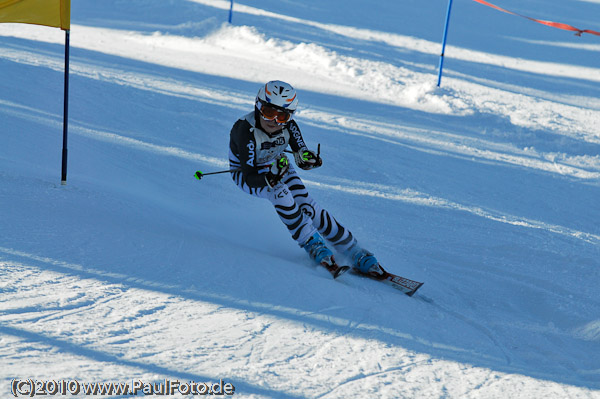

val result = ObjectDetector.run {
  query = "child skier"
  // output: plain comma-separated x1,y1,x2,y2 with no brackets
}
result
229,80,384,277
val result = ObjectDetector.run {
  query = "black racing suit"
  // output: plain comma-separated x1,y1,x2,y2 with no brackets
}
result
229,109,307,190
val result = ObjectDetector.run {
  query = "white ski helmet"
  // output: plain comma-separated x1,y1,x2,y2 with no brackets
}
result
256,80,298,112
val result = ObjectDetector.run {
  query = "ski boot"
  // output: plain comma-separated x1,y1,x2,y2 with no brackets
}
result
303,233,349,278
352,248,385,279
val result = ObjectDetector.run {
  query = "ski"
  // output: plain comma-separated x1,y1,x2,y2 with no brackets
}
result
320,256,350,279
319,257,422,296
351,267,423,297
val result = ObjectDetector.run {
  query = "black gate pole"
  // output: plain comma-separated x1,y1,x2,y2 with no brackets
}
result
61,29,70,185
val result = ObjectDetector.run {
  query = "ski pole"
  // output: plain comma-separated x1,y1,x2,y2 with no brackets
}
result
194,169,239,180
196,144,321,180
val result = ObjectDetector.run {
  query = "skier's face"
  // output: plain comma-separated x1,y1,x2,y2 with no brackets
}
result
259,116,283,135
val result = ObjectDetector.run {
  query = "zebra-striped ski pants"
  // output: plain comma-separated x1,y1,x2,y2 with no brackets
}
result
231,164,358,252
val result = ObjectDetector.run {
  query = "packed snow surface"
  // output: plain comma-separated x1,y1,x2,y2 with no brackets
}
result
1,0,599,398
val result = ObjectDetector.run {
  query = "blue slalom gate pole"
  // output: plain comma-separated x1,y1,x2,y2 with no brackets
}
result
228,0,233,23
437,0,454,87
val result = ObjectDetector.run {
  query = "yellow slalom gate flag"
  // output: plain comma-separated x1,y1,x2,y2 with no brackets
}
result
0,0,72,183
0,0,70,30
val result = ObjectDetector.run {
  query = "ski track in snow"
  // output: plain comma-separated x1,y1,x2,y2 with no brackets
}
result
1,249,597,398
2,82,598,247
1,58,598,248
2,27,600,178
1,21,600,142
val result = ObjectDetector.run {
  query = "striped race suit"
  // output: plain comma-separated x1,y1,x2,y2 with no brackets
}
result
229,110,358,252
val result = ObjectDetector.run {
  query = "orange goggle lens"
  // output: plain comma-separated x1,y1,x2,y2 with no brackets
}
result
258,101,293,124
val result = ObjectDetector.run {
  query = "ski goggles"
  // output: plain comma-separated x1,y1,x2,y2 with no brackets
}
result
257,99,294,124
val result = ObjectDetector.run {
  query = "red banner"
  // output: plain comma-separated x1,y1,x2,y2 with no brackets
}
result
473,0,600,37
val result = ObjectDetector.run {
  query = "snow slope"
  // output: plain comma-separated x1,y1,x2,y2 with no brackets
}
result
1,0,599,397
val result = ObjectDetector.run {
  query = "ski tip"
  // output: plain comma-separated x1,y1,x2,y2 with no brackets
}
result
406,282,424,297
194,171,203,180
333,265,350,279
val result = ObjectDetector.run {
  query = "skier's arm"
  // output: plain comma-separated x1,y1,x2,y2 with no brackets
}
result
230,120,269,188
288,120,322,170
287,120,307,153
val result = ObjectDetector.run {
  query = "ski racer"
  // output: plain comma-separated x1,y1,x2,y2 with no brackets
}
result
228,80,384,277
